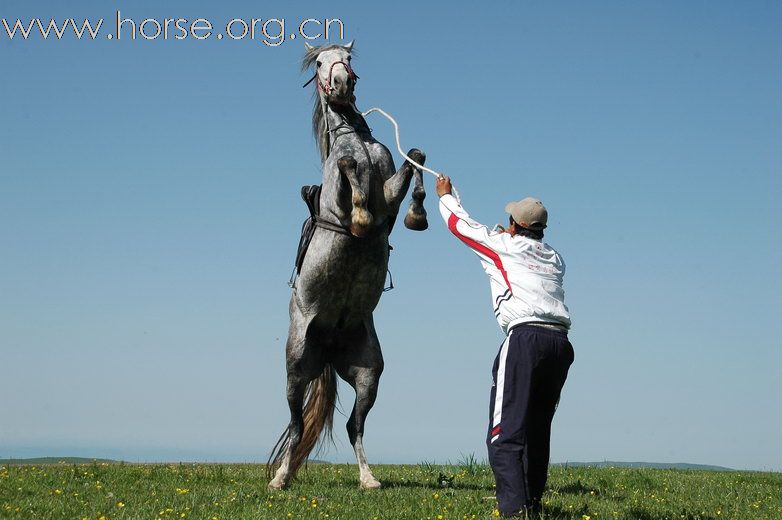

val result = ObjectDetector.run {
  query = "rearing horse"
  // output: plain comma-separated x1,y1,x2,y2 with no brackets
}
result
267,42,428,490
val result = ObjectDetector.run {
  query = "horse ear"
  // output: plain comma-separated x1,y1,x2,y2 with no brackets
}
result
343,40,354,51
304,42,314,51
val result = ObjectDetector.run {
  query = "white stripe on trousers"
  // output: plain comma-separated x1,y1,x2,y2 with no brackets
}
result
491,330,512,443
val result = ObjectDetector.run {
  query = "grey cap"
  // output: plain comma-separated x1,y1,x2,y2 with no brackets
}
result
505,197,548,230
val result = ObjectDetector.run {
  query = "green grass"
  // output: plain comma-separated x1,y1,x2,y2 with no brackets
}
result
0,458,117,466
1,462,780,519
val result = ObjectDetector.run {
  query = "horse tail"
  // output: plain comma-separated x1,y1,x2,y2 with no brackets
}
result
267,364,338,480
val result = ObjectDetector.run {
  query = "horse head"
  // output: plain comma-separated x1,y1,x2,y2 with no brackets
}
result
304,41,357,108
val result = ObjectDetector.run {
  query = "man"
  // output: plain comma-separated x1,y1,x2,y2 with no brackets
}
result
436,176,574,518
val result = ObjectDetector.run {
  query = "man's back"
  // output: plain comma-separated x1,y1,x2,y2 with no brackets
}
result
438,193,571,334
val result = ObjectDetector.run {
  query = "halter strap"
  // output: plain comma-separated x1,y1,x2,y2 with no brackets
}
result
318,60,358,96
302,60,359,98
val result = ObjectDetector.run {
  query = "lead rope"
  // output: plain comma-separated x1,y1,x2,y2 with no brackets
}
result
294,103,451,291
356,105,453,293
355,105,461,203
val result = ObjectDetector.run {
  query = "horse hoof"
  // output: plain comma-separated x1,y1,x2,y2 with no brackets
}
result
350,209,373,237
404,212,429,231
360,478,382,490
267,479,287,491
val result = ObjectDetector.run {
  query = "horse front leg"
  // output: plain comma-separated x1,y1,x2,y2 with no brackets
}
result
403,165,428,231
338,156,373,237
383,149,428,231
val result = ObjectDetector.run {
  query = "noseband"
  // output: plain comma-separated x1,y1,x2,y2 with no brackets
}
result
302,60,359,100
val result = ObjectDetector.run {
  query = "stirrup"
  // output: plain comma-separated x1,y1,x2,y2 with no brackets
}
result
383,269,394,292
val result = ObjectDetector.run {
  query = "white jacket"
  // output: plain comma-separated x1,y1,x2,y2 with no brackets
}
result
439,194,571,334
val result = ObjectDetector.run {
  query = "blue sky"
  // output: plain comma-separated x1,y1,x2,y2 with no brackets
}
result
1,0,780,471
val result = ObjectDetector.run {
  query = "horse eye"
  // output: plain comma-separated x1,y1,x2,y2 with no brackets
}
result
316,61,322,68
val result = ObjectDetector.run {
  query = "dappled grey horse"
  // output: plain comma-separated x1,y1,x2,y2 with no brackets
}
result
267,42,428,490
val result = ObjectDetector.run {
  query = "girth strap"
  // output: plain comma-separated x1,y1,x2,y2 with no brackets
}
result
313,214,392,239
313,215,353,236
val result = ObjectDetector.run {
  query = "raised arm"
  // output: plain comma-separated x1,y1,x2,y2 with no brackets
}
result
436,176,507,254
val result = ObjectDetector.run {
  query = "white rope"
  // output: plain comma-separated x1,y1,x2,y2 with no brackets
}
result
358,105,460,202
360,107,443,179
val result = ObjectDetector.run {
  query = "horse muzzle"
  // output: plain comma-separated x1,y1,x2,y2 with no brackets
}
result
315,60,358,106
328,79,355,105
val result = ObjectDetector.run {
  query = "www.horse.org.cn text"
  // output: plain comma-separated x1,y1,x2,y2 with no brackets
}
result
1,12,346,46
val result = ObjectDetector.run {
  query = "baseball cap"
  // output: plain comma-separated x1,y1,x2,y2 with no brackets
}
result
504,197,548,230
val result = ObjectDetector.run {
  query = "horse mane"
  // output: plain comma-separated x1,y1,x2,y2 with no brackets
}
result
302,44,355,163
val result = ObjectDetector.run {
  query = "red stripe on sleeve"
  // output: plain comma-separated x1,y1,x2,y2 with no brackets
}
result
447,213,512,292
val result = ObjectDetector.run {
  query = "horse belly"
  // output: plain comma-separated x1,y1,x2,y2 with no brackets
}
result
295,232,389,318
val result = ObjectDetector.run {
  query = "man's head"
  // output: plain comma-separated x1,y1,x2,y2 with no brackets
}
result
505,197,547,239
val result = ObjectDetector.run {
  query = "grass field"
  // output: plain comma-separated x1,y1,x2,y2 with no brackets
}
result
1,461,780,519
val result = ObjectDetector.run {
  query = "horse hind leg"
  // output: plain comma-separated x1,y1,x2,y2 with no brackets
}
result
348,366,383,489
338,156,374,237
268,341,335,490
267,370,309,490
335,325,384,489
404,149,428,231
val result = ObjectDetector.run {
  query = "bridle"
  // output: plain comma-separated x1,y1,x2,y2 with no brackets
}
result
293,58,393,290
301,58,391,242
295,52,451,292
302,52,454,202
302,60,359,101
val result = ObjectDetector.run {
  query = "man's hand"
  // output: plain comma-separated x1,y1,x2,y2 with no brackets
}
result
435,175,453,198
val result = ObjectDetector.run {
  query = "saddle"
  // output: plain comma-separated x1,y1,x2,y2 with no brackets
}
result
291,185,396,290
294,184,322,275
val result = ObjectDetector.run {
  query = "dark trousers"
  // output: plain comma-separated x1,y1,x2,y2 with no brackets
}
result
487,324,574,517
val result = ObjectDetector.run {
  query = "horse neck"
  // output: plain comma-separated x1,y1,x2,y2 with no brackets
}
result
322,103,368,146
